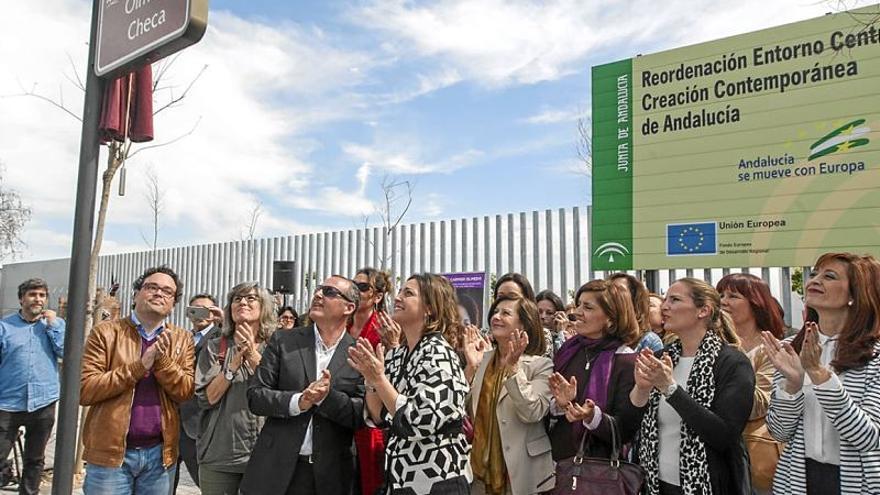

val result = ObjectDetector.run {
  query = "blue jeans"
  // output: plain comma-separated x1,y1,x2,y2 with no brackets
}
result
83,443,174,495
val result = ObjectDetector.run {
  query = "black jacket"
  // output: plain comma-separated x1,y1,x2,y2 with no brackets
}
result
549,349,646,460
642,344,755,495
239,325,365,495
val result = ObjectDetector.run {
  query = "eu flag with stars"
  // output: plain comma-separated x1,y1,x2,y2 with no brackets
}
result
667,222,717,256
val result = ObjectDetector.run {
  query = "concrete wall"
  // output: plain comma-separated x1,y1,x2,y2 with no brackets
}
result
0,258,70,317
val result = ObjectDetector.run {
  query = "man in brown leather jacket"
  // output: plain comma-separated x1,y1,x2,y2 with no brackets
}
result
80,266,195,494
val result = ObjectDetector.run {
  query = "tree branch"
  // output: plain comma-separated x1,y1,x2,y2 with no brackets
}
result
153,64,207,116
127,117,201,159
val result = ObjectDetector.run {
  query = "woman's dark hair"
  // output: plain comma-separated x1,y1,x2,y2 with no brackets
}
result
488,294,546,356
716,273,785,339
535,289,564,312
133,265,183,303
356,267,393,312
574,280,640,347
493,272,536,302
608,273,650,334
277,305,299,327
792,252,880,372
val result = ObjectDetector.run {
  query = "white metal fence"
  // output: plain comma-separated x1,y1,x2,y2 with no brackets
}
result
91,205,803,329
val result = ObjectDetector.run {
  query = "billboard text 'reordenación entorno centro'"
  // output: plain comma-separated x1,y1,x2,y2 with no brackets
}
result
591,4,880,270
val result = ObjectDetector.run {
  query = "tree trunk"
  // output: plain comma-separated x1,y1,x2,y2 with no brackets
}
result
73,142,125,475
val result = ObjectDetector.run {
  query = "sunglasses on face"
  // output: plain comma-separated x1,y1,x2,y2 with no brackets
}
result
355,282,372,292
315,285,354,303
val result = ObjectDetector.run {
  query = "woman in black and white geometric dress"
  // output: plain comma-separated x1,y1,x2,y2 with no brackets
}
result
348,273,471,495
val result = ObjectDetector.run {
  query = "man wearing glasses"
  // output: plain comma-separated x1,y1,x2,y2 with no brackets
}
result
79,266,195,494
174,293,221,492
241,276,365,495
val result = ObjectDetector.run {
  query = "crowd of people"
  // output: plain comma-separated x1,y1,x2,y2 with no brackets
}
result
1,251,880,495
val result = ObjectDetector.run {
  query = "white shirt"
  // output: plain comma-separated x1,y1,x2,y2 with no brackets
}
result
658,356,696,485
192,323,214,346
777,332,842,465
288,325,344,456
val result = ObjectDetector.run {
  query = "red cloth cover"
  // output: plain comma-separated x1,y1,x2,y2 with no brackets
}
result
99,64,154,144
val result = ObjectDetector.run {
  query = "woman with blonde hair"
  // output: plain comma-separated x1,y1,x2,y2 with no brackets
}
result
347,273,470,494
763,253,880,495
631,278,754,495
547,280,645,469
194,282,276,494
463,294,553,495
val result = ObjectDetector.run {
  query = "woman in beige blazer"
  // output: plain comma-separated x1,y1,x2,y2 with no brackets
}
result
463,294,554,495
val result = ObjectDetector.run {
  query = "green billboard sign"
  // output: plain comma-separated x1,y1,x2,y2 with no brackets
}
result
591,5,880,270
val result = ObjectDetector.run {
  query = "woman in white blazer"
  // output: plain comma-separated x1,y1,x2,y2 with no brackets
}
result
763,252,880,495
463,294,554,495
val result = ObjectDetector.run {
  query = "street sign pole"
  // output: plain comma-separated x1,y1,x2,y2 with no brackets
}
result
52,1,104,492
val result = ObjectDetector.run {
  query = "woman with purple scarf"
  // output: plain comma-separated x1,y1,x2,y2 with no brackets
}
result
547,280,646,462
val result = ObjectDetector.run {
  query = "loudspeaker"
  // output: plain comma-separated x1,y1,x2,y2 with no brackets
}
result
273,261,296,294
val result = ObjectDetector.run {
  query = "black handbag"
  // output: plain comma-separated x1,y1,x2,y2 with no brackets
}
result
539,416,645,495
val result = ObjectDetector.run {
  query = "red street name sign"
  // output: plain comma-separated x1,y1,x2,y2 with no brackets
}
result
95,0,208,77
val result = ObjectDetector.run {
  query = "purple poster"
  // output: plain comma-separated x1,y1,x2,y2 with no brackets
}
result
443,272,486,328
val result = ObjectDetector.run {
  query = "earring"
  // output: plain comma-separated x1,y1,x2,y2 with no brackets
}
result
848,300,854,307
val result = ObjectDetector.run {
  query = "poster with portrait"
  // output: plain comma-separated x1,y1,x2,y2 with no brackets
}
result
443,272,487,328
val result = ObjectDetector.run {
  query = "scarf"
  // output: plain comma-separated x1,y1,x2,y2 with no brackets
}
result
555,335,621,439
471,353,508,495
638,330,723,495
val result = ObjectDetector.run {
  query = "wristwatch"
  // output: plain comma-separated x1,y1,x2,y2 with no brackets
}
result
661,382,677,398
225,368,235,381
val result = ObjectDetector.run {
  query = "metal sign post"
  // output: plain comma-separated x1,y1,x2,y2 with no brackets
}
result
52,1,104,493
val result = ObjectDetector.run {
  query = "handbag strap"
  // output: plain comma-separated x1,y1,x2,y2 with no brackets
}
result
576,413,624,464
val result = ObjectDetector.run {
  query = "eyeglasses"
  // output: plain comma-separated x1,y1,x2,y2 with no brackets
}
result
314,285,353,303
141,282,176,299
279,316,296,322
232,294,260,305
355,282,372,292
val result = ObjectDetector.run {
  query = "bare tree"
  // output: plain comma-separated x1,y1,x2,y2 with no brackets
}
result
12,55,205,475
241,201,263,242
139,166,164,256
576,115,592,176
239,201,263,280
13,56,205,333
0,163,32,261
362,175,414,270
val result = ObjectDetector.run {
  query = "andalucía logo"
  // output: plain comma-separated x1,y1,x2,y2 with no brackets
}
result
593,242,629,264
667,222,717,256
809,119,870,161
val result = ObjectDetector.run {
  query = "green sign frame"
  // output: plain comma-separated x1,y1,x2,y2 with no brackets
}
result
591,4,880,270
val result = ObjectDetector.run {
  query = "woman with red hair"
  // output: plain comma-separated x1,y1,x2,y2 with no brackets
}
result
716,273,785,493
763,253,880,495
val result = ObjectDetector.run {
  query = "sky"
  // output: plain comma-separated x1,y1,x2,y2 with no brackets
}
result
0,0,853,263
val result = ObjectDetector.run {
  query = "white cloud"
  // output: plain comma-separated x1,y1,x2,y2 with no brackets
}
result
0,2,378,261
521,107,584,125
419,193,446,217
342,142,484,175
352,0,836,87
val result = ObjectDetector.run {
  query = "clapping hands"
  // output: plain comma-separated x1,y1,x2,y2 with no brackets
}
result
299,369,331,411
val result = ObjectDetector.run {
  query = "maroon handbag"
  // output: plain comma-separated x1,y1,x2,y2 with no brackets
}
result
541,416,645,495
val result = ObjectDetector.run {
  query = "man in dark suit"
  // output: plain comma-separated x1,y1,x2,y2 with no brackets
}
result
241,276,365,495
173,293,221,492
